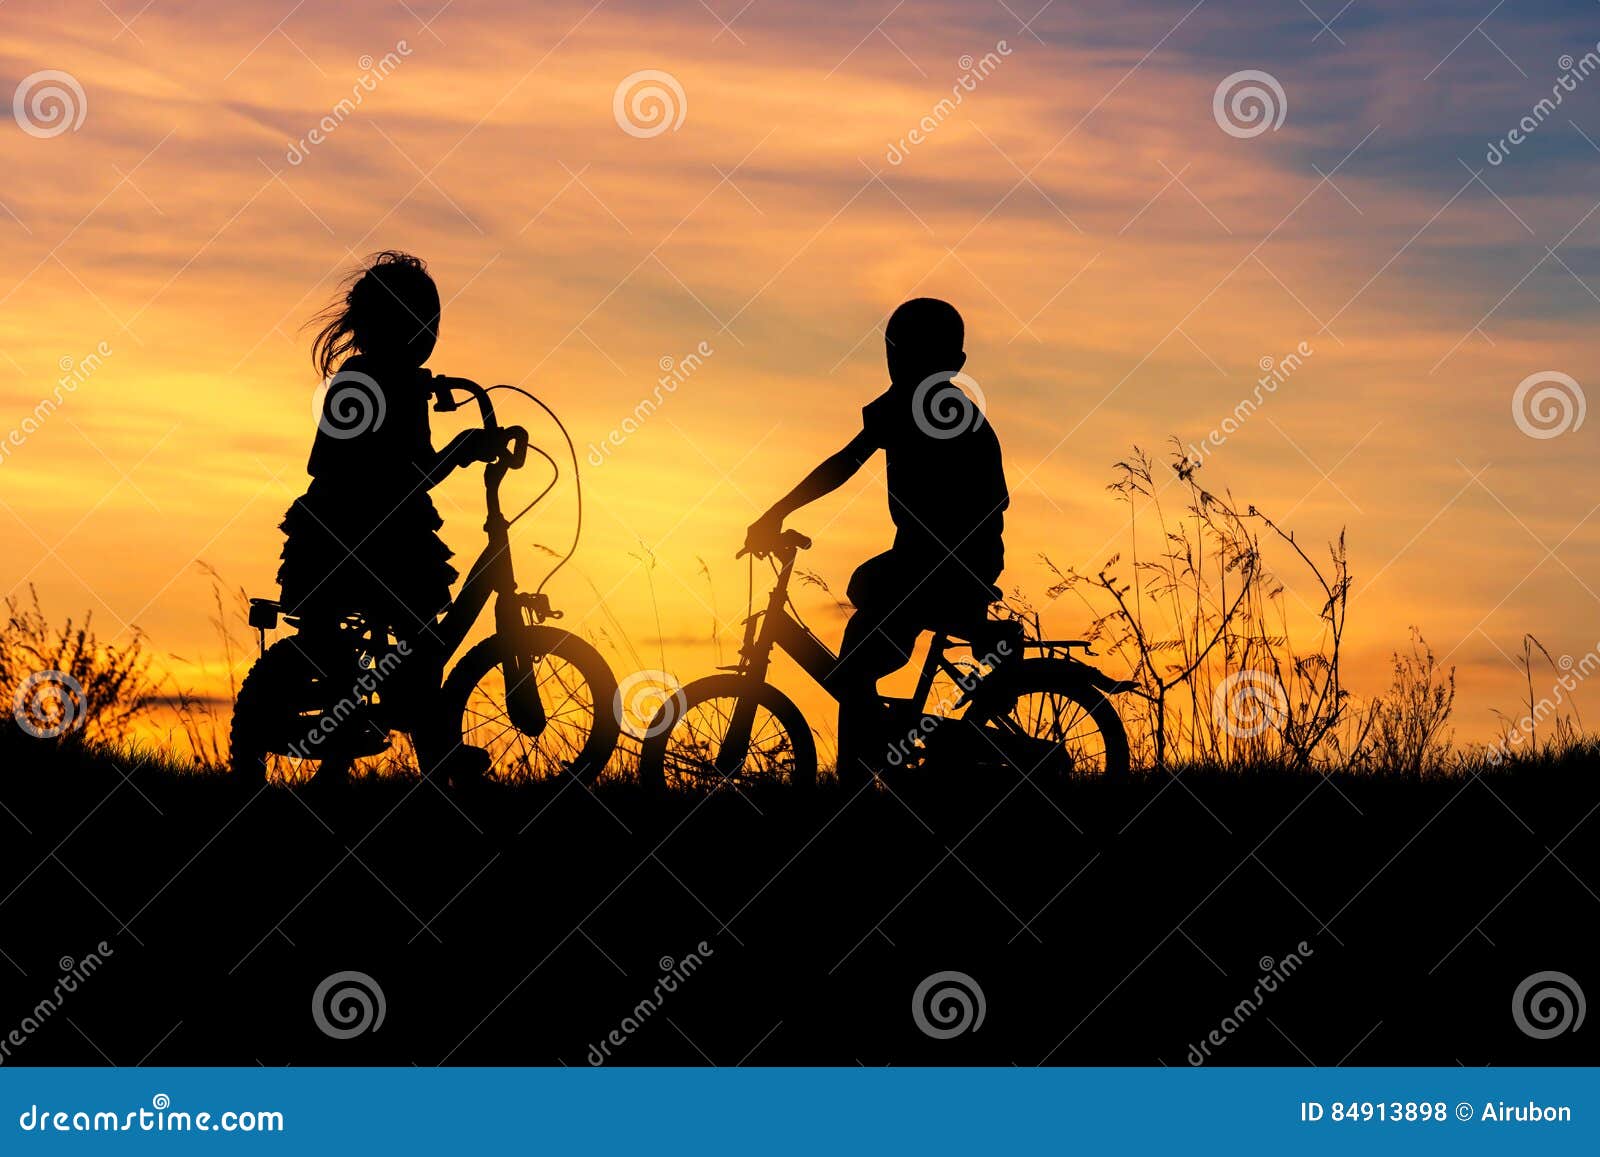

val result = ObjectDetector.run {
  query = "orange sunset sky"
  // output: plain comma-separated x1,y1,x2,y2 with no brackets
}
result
4,0,1600,751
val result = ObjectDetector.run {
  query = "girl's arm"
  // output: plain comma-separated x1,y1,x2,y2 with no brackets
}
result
419,429,492,490
416,373,494,489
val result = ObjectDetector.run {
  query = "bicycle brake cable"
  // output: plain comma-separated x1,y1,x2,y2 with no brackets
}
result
775,556,821,642
487,385,583,595
506,444,560,522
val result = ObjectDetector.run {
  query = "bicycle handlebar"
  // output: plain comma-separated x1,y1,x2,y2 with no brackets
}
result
431,374,498,430
499,425,529,469
738,528,812,560
433,378,531,470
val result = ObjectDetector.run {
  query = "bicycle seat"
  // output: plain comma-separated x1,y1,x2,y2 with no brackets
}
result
932,608,1022,658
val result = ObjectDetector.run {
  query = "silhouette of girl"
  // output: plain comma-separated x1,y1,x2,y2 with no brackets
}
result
277,251,491,780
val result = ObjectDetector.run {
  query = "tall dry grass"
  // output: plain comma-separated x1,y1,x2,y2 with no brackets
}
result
4,441,1592,779
1,586,157,747
1042,441,1362,770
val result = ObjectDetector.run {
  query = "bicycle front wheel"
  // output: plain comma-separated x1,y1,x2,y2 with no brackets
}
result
636,675,817,792
964,660,1131,780
442,626,620,783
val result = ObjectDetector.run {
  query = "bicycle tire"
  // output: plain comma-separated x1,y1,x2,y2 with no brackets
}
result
636,675,817,792
441,625,620,783
230,635,384,787
962,658,1131,780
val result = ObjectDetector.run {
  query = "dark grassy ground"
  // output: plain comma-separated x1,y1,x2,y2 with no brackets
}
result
0,735,1594,1067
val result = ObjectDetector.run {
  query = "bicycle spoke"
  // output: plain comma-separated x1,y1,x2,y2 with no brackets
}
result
461,649,601,781
660,697,796,790
986,688,1111,777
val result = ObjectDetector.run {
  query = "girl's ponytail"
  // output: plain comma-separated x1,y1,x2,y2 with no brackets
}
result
309,251,436,377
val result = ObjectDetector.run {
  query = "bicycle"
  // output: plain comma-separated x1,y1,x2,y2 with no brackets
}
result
636,527,1133,791
230,379,620,787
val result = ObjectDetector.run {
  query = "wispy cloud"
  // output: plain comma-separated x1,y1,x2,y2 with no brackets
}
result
2,0,1599,733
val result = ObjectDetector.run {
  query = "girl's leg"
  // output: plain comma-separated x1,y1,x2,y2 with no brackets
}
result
294,615,355,788
388,626,445,775
392,625,490,783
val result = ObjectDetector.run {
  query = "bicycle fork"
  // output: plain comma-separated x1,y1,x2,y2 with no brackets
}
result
714,616,770,776
716,596,837,775
502,649,548,736
469,510,550,738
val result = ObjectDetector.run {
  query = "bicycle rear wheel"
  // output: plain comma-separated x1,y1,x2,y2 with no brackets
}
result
636,675,817,792
963,660,1130,780
230,635,388,787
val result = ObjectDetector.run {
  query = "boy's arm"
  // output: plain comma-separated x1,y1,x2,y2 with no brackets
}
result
744,428,876,553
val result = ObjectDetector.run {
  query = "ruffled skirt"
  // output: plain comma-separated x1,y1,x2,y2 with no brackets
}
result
276,481,457,632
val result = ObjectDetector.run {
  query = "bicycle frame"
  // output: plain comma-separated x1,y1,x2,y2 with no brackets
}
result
251,379,557,738
716,536,1134,775
431,380,555,736
433,446,527,661
725,541,1000,753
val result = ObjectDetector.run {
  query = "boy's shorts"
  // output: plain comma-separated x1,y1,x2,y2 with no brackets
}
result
835,550,1001,682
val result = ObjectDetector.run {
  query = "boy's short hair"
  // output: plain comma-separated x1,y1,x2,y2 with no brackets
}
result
886,298,964,362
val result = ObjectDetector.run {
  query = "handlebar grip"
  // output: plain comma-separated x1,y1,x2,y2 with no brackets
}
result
741,529,811,559
431,376,497,429
504,425,529,469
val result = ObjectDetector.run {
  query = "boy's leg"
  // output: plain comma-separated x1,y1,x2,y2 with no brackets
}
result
834,553,921,786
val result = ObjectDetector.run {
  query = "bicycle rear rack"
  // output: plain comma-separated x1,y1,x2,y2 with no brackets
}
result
1023,638,1095,655
1019,640,1142,695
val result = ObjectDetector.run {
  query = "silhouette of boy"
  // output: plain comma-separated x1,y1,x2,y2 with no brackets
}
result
744,298,1008,785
